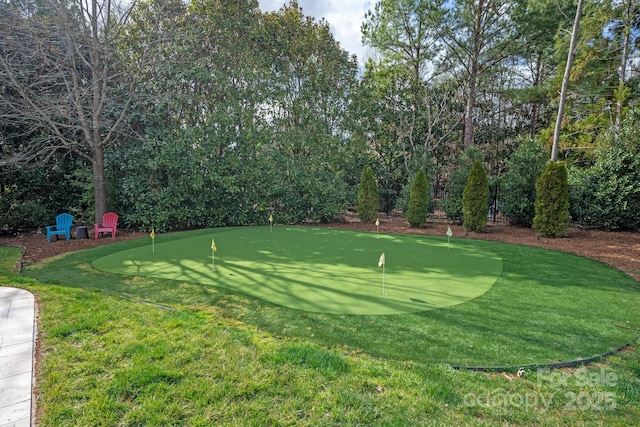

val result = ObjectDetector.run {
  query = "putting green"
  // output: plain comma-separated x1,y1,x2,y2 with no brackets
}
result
92,227,502,315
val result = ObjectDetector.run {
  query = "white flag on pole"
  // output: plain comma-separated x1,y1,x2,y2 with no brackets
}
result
378,252,385,267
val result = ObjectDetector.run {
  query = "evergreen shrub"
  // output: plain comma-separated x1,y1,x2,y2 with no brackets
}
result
406,169,429,227
357,166,379,223
533,161,570,237
462,160,489,232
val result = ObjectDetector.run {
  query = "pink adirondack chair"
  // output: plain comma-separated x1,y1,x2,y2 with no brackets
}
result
94,212,118,239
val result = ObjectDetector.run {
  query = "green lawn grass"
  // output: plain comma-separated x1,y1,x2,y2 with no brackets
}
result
2,242,640,426
92,227,502,315
24,227,640,367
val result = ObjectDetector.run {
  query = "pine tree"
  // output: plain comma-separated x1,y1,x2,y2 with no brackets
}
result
406,169,429,227
462,160,489,232
357,166,379,223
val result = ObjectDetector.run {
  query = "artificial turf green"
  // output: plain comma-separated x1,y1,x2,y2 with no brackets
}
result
92,227,502,315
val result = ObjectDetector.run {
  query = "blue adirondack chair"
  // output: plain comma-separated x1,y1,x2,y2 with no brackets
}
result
46,213,73,243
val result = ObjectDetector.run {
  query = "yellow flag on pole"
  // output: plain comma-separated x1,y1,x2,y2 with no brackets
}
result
211,238,217,252
378,252,385,267
150,228,155,239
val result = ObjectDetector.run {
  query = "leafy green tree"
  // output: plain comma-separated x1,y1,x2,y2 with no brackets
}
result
533,161,570,237
462,160,489,232
357,166,379,223
113,0,356,231
500,138,548,226
406,169,429,227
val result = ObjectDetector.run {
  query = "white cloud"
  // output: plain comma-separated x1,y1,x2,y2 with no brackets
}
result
258,0,373,64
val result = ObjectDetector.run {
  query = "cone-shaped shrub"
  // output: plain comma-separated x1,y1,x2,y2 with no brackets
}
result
357,166,379,223
462,160,489,232
406,169,429,227
533,161,570,237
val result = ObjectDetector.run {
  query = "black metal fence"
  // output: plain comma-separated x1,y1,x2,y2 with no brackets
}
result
377,174,510,224
379,176,506,224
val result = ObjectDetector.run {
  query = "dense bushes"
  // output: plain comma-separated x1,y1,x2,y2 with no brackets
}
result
462,160,489,232
569,113,640,230
533,161,570,237
0,160,91,235
500,138,548,227
357,166,379,223
113,135,350,232
406,169,429,227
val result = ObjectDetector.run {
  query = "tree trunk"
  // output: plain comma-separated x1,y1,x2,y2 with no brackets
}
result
93,147,107,224
551,0,584,161
464,65,477,148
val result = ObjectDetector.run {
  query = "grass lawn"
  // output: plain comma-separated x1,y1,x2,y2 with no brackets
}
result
4,227,640,425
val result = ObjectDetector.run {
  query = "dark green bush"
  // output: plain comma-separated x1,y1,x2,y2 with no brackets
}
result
406,169,429,227
569,112,640,230
0,160,89,235
533,161,570,237
442,148,484,223
357,166,379,223
568,166,599,228
462,160,489,232
500,138,548,227
378,188,398,215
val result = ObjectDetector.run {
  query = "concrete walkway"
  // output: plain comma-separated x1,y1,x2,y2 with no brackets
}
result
0,287,35,427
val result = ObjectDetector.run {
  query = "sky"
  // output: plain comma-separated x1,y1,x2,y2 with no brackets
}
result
259,0,374,64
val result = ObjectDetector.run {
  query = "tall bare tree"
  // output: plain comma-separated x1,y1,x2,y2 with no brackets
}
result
0,0,141,222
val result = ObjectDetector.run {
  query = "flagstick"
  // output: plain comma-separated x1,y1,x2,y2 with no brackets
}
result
378,252,386,295
152,238,155,254
211,248,215,271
